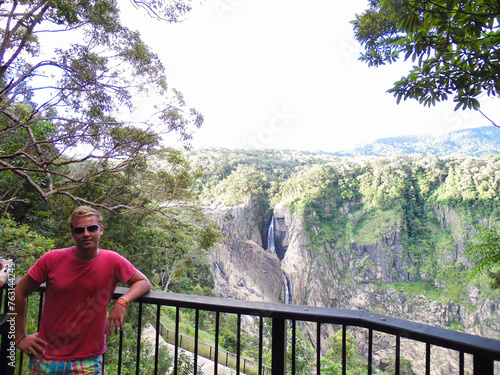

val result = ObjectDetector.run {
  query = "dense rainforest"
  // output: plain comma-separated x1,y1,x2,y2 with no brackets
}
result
185,148,500,299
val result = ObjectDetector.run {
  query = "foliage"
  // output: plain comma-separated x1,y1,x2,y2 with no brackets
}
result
211,164,270,206
0,0,202,211
186,149,500,302
385,357,415,375
105,319,173,375
352,0,500,111
0,214,53,272
97,209,222,293
466,224,500,288
287,324,315,374
321,330,364,375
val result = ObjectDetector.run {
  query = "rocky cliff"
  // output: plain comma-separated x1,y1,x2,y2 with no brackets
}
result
205,200,500,374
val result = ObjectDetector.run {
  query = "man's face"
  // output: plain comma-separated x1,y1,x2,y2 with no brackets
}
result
71,215,103,253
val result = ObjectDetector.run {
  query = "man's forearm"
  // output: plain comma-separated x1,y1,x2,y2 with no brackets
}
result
122,279,151,303
14,294,28,342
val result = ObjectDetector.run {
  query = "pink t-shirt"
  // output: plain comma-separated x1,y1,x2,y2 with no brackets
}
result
28,246,137,360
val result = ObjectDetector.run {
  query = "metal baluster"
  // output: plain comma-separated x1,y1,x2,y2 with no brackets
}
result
342,325,347,375
316,322,321,375
194,309,199,375
259,316,263,375
214,311,219,375
117,328,123,375
174,306,180,374
292,319,296,375
135,302,142,375
426,342,430,375
237,314,241,375
272,316,287,375
395,334,400,375
368,329,373,375
154,304,161,375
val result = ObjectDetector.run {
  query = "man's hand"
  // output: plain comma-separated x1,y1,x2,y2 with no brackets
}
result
16,333,47,359
106,303,126,336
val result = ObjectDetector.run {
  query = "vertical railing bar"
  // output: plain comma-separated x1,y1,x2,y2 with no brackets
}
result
473,354,494,375
426,342,431,375
17,294,29,375
342,325,347,375
316,322,321,375
395,334,400,375
135,302,143,375
174,306,180,374
368,329,373,375
214,311,220,375
459,351,464,375
117,328,124,375
292,319,296,375
259,315,264,375
271,316,287,375
17,352,24,375
194,309,199,375
37,292,44,331
0,287,13,375
237,313,241,375
154,304,161,375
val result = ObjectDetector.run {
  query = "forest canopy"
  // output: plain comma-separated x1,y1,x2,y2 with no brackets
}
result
0,0,201,212
352,0,500,112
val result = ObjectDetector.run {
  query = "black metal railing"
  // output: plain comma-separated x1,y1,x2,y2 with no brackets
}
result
143,304,272,373
1,284,500,374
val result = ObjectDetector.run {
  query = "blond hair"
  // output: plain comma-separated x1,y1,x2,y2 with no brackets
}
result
69,206,103,229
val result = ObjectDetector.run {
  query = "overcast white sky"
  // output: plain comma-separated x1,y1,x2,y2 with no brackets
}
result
120,0,498,152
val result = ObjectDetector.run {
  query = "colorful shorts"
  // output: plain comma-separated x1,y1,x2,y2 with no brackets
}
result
29,355,102,375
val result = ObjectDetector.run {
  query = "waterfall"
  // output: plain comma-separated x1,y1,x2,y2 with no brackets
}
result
283,273,292,304
214,261,228,282
267,213,292,304
266,214,276,254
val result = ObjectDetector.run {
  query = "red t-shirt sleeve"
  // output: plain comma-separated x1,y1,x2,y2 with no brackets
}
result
28,250,57,284
112,252,137,284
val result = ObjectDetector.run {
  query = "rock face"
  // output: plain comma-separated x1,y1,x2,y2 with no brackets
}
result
206,201,500,373
206,203,284,303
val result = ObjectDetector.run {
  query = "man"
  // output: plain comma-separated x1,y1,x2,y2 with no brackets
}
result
14,206,151,374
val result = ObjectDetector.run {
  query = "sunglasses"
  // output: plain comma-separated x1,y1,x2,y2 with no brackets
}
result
73,225,101,235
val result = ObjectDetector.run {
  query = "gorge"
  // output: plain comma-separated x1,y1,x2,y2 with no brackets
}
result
186,149,500,374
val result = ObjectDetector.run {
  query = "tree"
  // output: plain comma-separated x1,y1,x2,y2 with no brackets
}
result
466,224,500,288
352,0,500,115
0,0,202,212
0,213,53,272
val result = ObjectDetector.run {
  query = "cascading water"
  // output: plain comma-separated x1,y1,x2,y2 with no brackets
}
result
214,261,228,282
266,214,276,254
283,273,292,304
267,213,291,304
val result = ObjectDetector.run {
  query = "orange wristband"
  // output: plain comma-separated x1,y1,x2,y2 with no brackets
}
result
115,299,127,308
119,296,130,305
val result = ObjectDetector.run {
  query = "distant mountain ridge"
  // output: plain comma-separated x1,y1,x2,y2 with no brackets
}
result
324,126,500,157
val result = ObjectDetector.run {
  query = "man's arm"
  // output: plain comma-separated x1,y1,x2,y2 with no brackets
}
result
106,270,151,336
14,274,47,358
